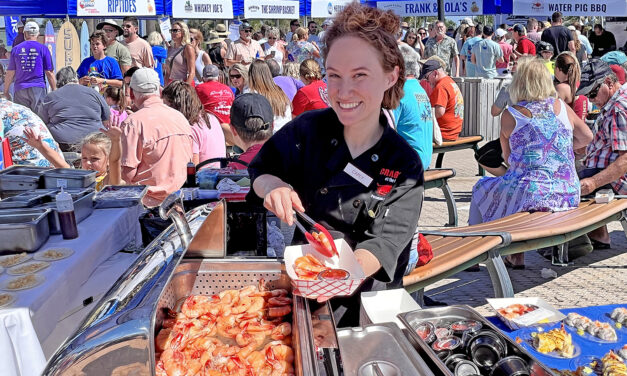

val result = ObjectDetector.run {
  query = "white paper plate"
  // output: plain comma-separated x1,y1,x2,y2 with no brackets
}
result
0,253,32,268
7,261,50,276
0,274,45,291
0,292,15,308
34,248,74,261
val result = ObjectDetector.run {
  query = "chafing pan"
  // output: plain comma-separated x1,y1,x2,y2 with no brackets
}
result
43,200,319,376
398,305,556,376
42,168,96,189
0,166,48,192
0,208,51,254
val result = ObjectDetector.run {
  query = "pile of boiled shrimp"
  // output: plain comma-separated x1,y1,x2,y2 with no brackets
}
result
156,279,294,376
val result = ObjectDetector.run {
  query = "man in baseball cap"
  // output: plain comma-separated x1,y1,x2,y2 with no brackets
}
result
4,20,55,113
96,19,131,73
121,68,193,207
227,93,274,169
576,58,627,249
196,64,235,142
461,17,475,27
226,21,265,66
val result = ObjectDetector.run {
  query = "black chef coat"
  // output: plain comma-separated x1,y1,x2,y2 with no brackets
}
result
248,108,424,287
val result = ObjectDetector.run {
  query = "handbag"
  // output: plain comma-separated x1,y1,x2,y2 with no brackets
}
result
416,234,433,267
474,139,505,169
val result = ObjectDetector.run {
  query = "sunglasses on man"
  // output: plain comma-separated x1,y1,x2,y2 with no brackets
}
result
588,82,603,99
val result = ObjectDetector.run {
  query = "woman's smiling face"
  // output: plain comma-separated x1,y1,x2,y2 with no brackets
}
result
325,36,398,130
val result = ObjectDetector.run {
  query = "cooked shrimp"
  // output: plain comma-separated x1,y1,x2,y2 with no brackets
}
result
268,296,292,306
267,305,292,317
270,323,292,341
160,348,187,376
155,328,174,353
181,295,215,319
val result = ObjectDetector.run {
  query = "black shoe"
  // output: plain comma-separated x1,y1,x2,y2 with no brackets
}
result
423,296,447,306
590,239,611,249
503,258,525,270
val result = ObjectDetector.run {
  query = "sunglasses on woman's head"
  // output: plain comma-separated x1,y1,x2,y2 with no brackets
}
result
230,74,242,79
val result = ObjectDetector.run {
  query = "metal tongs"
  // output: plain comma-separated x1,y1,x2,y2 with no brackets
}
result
293,210,339,258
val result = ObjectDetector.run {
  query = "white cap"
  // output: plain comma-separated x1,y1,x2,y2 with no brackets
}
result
567,25,576,31
495,28,507,38
24,21,39,34
129,68,161,94
461,17,475,27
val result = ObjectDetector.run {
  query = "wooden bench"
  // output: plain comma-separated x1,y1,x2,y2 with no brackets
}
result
424,169,458,227
433,135,484,176
403,199,627,298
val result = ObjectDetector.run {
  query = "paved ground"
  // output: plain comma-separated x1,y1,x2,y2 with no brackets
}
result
420,147,627,315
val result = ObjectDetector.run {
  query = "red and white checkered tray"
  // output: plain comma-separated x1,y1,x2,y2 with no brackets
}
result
284,239,366,300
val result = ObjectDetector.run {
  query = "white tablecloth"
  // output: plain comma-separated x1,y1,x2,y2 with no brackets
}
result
0,206,142,376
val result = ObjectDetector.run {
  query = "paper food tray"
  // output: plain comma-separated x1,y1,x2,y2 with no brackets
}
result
284,238,366,299
361,288,421,327
486,297,565,330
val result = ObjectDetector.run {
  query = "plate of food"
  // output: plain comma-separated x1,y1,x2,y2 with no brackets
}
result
563,312,618,343
520,325,580,359
607,307,627,332
0,292,15,308
487,297,565,330
0,253,32,268
7,261,50,275
33,248,74,261
599,350,627,375
0,274,45,291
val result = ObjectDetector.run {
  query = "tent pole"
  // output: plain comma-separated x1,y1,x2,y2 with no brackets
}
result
437,0,445,21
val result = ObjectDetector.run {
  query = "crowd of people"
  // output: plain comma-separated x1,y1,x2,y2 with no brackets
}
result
1,10,627,302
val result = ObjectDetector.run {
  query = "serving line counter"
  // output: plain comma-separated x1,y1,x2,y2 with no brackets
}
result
0,205,142,376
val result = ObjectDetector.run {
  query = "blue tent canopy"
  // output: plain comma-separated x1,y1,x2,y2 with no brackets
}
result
164,0,306,18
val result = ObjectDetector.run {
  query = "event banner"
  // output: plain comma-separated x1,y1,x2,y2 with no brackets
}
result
310,0,353,18
377,0,483,16
172,0,233,19
513,0,627,16
244,0,299,19
77,0,157,16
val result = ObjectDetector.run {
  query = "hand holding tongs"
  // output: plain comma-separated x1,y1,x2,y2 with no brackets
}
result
293,210,339,258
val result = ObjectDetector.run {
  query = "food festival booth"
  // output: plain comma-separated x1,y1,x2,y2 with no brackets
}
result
1,1,627,376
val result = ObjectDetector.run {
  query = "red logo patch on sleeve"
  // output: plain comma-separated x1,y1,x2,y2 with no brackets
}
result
376,184,393,196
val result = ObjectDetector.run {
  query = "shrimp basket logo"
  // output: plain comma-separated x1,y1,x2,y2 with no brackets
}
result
378,2,404,14
78,0,95,9
185,0,193,12
531,1,544,11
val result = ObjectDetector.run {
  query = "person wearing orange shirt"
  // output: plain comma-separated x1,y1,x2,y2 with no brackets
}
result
419,60,463,141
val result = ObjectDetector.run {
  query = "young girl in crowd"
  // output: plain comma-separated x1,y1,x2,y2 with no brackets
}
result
103,86,129,123
162,80,226,168
554,52,588,121
22,121,124,190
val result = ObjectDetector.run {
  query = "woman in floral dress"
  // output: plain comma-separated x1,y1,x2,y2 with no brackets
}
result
469,58,592,268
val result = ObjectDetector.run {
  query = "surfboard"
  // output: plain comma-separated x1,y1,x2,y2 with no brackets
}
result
45,21,56,73
80,21,90,62
55,21,80,71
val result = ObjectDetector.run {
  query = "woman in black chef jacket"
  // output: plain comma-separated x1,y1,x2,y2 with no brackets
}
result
247,3,424,327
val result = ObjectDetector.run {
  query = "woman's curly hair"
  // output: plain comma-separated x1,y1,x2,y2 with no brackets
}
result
322,2,405,109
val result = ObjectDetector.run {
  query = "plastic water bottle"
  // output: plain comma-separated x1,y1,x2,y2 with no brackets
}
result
56,188,78,239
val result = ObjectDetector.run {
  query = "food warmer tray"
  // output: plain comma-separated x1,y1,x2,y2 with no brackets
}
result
42,168,97,189
337,322,436,376
37,189,95,234
0,208,51,254
0,166,48,193
398,305,556,376
93,185,148,208
0,192,49,209
43,198,320,376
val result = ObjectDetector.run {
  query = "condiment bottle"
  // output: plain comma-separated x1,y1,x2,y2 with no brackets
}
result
56,187,78,239
185,161,196,187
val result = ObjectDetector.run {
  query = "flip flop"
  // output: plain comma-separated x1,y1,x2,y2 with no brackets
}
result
590,239,611,249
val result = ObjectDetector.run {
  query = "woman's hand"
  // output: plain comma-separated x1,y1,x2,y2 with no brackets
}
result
20,127,45,149
263,185,304,226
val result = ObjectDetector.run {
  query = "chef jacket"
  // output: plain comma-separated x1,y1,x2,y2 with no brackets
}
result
248,108,424,287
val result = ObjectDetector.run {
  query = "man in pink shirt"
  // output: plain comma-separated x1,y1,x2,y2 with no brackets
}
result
494,28,513,75
121,68,193,206
121,16,155,69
